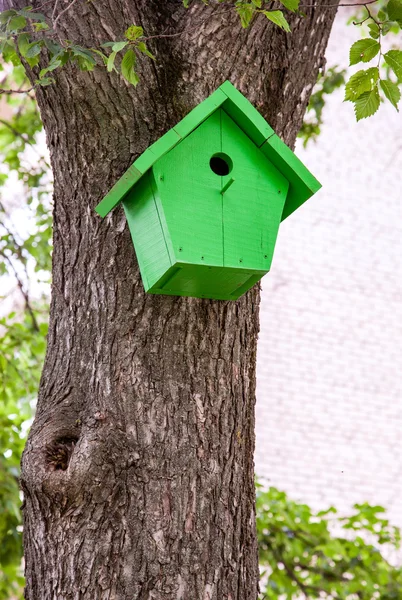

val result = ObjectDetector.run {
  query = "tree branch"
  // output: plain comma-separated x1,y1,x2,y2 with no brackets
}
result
0,249,40,331
300,0,378,7
52,0,80,29
0,87,35,95
0,118,35,144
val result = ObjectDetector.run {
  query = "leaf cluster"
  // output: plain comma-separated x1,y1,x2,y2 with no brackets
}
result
195,0,301,32
0,0,401,122
0,8,154,89
345,1,402,120
102,26,155,87
0,64,50,598
299,66,346,146
257,483,402,599
0,310,46,600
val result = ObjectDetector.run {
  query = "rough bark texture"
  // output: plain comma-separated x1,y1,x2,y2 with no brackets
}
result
4,1,338,598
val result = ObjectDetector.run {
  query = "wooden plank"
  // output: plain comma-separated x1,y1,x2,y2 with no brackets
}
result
220,80,274,146
123,171,171,291
173,88,227,138
228,273,263,300
149,263,267,300
152,110,224,268
134,129,182,174
260,134,322,221
220,110,288,272
95,164,142,217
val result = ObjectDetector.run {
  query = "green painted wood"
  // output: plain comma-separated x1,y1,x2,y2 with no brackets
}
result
220,110,288,272
173,87,227,138
95,81,322,300
95,164,142,217
133,129,182,174
152,110,224,268
220,80,274,147
139,108,288,300
260,134,322,221
95,81,320,221
123,171,172,291
148,263,266,300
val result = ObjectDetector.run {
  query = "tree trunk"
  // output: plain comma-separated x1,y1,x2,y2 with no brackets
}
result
7,1,338,598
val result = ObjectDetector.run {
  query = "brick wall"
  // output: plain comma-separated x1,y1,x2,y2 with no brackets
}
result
255,17,402,525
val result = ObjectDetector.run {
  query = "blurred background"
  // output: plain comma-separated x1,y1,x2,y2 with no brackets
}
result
256,16,402,525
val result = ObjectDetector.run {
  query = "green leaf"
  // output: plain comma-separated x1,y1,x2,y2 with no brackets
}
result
107,51,117,72
0,40,20,65
380,79,401,109
349,39,381,66
32,21,49,32
387,0,402,25
71,45,96,65
44,39,63,57
0,10,17,24
36,76,55,86
368,22,380,39
26,54,40,68
121,47,139,86
354,87,380,120
125,25,144,40
58,50,70,67
7,15,26,32
344,67,379,101
25,41,42,58
91,48,108,66
111,40,128,52
137,41,155,60
384,50,402,80
280,0,299,11
17,32,30,57
75,56,95,71
262,10,291,32
39,58,62,78
17,9,46,22
236,3,255,28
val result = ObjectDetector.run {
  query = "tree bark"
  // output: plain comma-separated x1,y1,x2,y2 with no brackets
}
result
5,1,338,598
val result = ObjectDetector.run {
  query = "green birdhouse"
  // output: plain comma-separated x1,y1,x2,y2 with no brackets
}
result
95,81,321,300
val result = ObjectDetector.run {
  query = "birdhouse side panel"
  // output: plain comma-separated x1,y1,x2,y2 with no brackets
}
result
152,110,224,268
219,111,289,272
122,172,172,292
260,134,321,221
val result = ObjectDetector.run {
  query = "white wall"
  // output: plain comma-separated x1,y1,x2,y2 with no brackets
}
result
255,17,402,524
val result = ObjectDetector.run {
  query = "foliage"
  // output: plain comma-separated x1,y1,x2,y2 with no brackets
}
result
0,1,401,121
0,314,45,600
183,0,402,120
344,2,402,120
298,66,347,146
0,7,154,91
257,483,402,599
0,65,50,600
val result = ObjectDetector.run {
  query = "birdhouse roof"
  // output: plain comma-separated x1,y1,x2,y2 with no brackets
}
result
95,81,321,219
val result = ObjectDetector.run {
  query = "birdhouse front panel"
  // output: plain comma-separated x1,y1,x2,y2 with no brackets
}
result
96,81,322,301
153,110,225,269
219,110,289,271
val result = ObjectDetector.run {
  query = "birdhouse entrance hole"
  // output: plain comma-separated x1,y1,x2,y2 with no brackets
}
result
210,153,233,176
